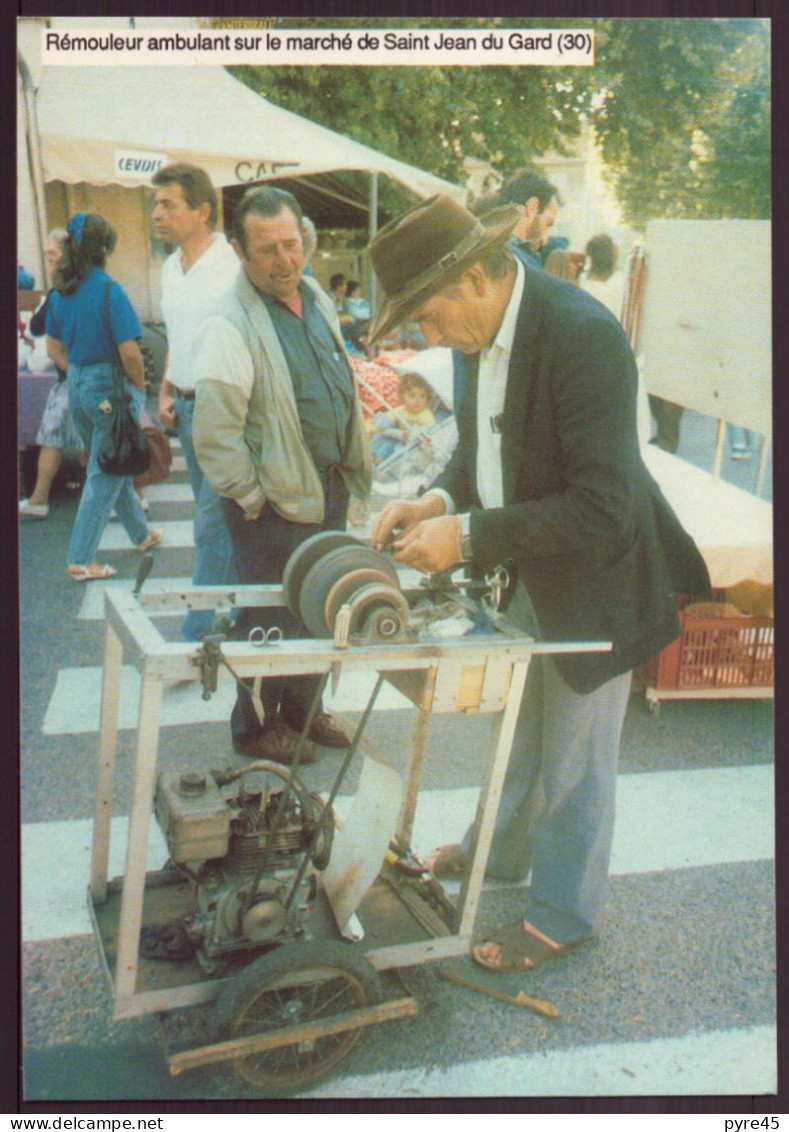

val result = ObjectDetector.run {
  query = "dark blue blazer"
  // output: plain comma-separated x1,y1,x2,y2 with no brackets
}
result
435,261,710,693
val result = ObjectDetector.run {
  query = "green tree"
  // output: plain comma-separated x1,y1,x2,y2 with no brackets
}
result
589,19,770,226
215,17,770,225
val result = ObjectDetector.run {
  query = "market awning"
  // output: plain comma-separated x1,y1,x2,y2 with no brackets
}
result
35,63,465,203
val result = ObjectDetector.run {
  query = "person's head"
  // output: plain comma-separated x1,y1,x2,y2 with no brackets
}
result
495,168,560,249
301,216,318,261
399,372,431,414
231,186,305,301
151,163,218,246
54,213,117,296
368,194,520,351
543,248,576,282
584,233,617,280
329,273,347,295
346,280,362,299
44,228,68,276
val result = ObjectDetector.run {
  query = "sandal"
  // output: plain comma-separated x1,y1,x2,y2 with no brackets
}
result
137,529,163,552
68,564,118,583
425,843,466,879
140,921,194,961
472,919,592,973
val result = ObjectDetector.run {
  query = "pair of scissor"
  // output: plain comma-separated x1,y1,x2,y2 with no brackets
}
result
247,626,284,647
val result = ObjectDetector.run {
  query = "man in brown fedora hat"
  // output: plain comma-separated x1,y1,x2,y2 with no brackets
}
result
370,194,709,973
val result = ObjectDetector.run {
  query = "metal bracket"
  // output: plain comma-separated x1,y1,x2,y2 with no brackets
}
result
195,634,226,701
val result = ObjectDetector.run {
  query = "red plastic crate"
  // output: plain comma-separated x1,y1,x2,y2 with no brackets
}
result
640,593,774,691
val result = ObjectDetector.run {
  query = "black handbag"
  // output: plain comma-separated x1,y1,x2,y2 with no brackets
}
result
97,281,151,477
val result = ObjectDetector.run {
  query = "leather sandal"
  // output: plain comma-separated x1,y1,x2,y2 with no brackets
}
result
472,919,592,972
68,564,118,582
137,529,163,552
424,843,466,878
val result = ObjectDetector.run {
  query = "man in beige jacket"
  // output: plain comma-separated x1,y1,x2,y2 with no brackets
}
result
193,186,371,765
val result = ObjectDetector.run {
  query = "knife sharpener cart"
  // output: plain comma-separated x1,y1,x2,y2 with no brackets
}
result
88,579,608,1091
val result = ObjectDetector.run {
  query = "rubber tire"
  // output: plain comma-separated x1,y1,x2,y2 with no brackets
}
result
281,531,361,620
214,939,383,1094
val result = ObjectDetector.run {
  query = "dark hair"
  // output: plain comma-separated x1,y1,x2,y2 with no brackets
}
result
346,280,360,297
152,163,218,227
53,214,117,296
496,167,560,211
232,186,303,253
399,372,431,397
330,273,347,291
585,233,617,279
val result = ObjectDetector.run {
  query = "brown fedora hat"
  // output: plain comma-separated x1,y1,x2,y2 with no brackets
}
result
367,194,521,342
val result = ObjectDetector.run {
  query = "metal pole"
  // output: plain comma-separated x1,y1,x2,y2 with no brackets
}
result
17,51,49,287
368,172,379,313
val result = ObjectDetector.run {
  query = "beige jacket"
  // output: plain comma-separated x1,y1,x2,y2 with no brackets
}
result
193,270,371,523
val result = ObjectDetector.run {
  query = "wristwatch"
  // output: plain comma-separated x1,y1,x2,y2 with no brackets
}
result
460,528,473,562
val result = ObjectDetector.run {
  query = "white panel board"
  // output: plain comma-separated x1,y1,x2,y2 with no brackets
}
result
639,220,771,435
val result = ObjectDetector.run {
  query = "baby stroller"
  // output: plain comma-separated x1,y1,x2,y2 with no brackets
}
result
369,350,458,498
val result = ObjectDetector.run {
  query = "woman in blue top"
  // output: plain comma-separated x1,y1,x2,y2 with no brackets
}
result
47,212,162,581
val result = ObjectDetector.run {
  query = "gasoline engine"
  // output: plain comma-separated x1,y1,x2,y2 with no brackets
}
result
153,763,333,972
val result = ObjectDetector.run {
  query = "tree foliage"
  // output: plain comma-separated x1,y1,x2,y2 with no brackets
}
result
216,16,770,226
589,19,770,226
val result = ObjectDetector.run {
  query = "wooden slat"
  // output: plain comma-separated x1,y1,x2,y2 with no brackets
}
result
167,997,419,1075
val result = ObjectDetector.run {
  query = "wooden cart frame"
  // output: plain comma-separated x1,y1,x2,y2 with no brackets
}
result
88,580,608,1079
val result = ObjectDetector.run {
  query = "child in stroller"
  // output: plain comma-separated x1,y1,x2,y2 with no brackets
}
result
370,372,436,464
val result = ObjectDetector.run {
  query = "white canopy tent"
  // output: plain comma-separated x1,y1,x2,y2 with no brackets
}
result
25,61,464,314
35,63,464,202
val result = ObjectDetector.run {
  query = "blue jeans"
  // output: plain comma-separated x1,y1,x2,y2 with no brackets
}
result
67,363,149,566
727,423,754,454
174,394,237,640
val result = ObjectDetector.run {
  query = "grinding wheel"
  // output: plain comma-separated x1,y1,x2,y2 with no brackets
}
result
346,582,410,641
281,530,361,620
324,567,401,635
299,545,400,638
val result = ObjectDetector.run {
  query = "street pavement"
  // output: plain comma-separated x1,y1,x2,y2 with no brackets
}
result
18,412,776,1106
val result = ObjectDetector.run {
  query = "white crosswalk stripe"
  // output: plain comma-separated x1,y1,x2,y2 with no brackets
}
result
20,764,774,945
98,518,194,550
307,1025,777,1098
42,664,413,733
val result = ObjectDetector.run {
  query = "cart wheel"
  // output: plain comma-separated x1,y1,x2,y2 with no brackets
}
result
214,940,383,1093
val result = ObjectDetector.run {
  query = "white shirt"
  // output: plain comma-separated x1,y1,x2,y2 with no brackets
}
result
475,258,525,509
581,271,626,323
160,233,240,390
429,260,525,530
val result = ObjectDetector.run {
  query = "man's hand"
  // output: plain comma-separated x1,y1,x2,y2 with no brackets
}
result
391,515,463,573
158,395,177,429
371,494,446,552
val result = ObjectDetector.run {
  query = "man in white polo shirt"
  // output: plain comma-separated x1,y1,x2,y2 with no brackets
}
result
152,163,240,638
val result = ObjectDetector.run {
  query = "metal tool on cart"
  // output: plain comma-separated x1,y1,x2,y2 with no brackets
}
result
88,533,610,1094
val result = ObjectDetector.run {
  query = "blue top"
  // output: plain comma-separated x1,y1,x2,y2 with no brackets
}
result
46,269,142,365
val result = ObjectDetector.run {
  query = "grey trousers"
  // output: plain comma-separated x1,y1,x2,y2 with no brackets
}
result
464,586,632,943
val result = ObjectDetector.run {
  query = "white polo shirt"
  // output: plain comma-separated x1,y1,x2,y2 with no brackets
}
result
161,233,240,391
